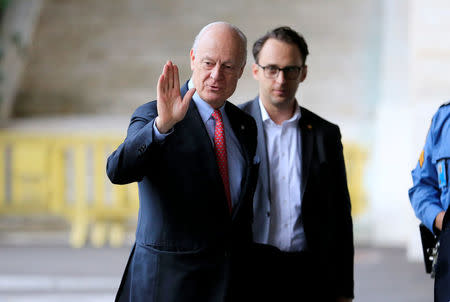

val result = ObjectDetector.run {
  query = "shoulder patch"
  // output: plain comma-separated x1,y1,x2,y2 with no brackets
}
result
419,150,424,168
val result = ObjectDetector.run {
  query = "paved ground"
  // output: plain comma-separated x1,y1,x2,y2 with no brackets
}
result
0,238,433,302
353,247,433,301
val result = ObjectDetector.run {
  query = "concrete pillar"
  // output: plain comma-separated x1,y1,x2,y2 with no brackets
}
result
368,0,413,247
0,0,44,123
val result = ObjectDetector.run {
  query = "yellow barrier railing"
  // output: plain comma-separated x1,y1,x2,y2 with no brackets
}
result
0,132,138,248
343,143,368,217
0,131,367,248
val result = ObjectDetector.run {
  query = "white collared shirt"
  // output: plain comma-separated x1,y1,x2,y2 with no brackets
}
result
259,98,307,252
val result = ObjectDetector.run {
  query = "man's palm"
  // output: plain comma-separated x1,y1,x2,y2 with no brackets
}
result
156,61,195,133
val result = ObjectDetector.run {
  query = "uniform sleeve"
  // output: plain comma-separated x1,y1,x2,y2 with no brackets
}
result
106,102,162,185
408,114,444,234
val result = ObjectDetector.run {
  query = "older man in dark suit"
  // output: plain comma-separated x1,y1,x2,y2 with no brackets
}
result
240,26,354,302
107,22,258,302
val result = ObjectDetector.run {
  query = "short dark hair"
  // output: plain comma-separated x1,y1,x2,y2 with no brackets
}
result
252,26,309,64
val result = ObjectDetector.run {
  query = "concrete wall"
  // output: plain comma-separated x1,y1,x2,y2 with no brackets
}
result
13,0,380,128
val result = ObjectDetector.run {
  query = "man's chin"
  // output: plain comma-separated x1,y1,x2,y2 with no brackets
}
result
199,92,228,106
271,95,290,105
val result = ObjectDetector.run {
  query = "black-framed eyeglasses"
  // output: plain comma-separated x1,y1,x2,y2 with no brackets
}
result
257,64,303,80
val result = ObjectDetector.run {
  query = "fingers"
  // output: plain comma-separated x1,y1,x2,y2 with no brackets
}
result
180,87,195,114
157,73,165,99
173,64,180,92
159,61,181,92
158,62,170,94
167,61,174,89
183,88,196,105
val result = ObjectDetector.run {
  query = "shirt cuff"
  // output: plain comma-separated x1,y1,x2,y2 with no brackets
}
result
153,121,173,142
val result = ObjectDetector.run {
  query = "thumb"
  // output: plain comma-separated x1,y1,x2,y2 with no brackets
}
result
182,88,196,105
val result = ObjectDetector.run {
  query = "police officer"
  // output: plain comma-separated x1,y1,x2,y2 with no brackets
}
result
409,102,450,302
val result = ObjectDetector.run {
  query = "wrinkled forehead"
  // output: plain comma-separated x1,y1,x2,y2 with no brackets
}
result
195,27,245,64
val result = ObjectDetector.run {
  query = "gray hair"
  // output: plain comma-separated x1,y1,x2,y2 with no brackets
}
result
192,21,247,66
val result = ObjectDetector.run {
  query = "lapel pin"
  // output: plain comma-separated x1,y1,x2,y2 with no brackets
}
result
241,125,245,130
307,124,312,129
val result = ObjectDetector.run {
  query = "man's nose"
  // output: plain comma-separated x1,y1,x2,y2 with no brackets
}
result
210,64,224,80
275,69,286,83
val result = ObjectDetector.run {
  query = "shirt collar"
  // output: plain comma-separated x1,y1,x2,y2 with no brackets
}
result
189,79,226,123
188,78,194,90
258,96,301,125
258,97,271,123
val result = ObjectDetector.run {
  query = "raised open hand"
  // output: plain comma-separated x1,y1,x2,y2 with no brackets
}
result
155,61,196,133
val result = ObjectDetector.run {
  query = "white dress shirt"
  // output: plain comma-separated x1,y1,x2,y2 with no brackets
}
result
259,98,307,252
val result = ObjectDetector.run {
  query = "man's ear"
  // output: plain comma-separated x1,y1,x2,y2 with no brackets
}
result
252,63,260,80
300,65,308,82
190,49,195,71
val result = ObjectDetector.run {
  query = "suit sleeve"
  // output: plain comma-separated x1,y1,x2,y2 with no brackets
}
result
106,102,160,185
408,114,443,233
332,127,355,298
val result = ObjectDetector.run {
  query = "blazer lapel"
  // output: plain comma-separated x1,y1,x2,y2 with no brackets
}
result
299,107,314,200
226,105,248,163
177,91,231,215
248,98,271,201
225,102,253,218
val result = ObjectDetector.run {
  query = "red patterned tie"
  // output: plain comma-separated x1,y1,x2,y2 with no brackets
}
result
212,109,232,213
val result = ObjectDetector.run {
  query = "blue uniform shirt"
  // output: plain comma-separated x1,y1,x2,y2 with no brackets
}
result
409,103,450,233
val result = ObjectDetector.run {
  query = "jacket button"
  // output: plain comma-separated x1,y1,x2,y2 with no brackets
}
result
266,212,270,217
138,145,146,153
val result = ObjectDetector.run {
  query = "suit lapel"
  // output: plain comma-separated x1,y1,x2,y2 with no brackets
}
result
180,80,189,97
181,83,254,217
299,107,314,200
180,81,214,158
180,80,215,157
226,102,250,164
248,98,271,200
177,89,230,215
225,102,252,218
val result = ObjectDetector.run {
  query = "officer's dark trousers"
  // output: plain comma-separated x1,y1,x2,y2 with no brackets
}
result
435,213,450,302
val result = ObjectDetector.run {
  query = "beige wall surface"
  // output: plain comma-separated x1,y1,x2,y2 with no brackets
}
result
13,0,380,127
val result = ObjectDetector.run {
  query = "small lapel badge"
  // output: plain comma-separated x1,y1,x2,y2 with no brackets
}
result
419,150,424,168
241,125,245,130
307,124,312,129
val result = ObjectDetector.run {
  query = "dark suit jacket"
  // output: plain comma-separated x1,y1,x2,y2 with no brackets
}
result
107,82,259,302
240,97,354,299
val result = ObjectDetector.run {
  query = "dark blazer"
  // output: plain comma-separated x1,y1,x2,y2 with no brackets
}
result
107,82,259,302
240,97,354,299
